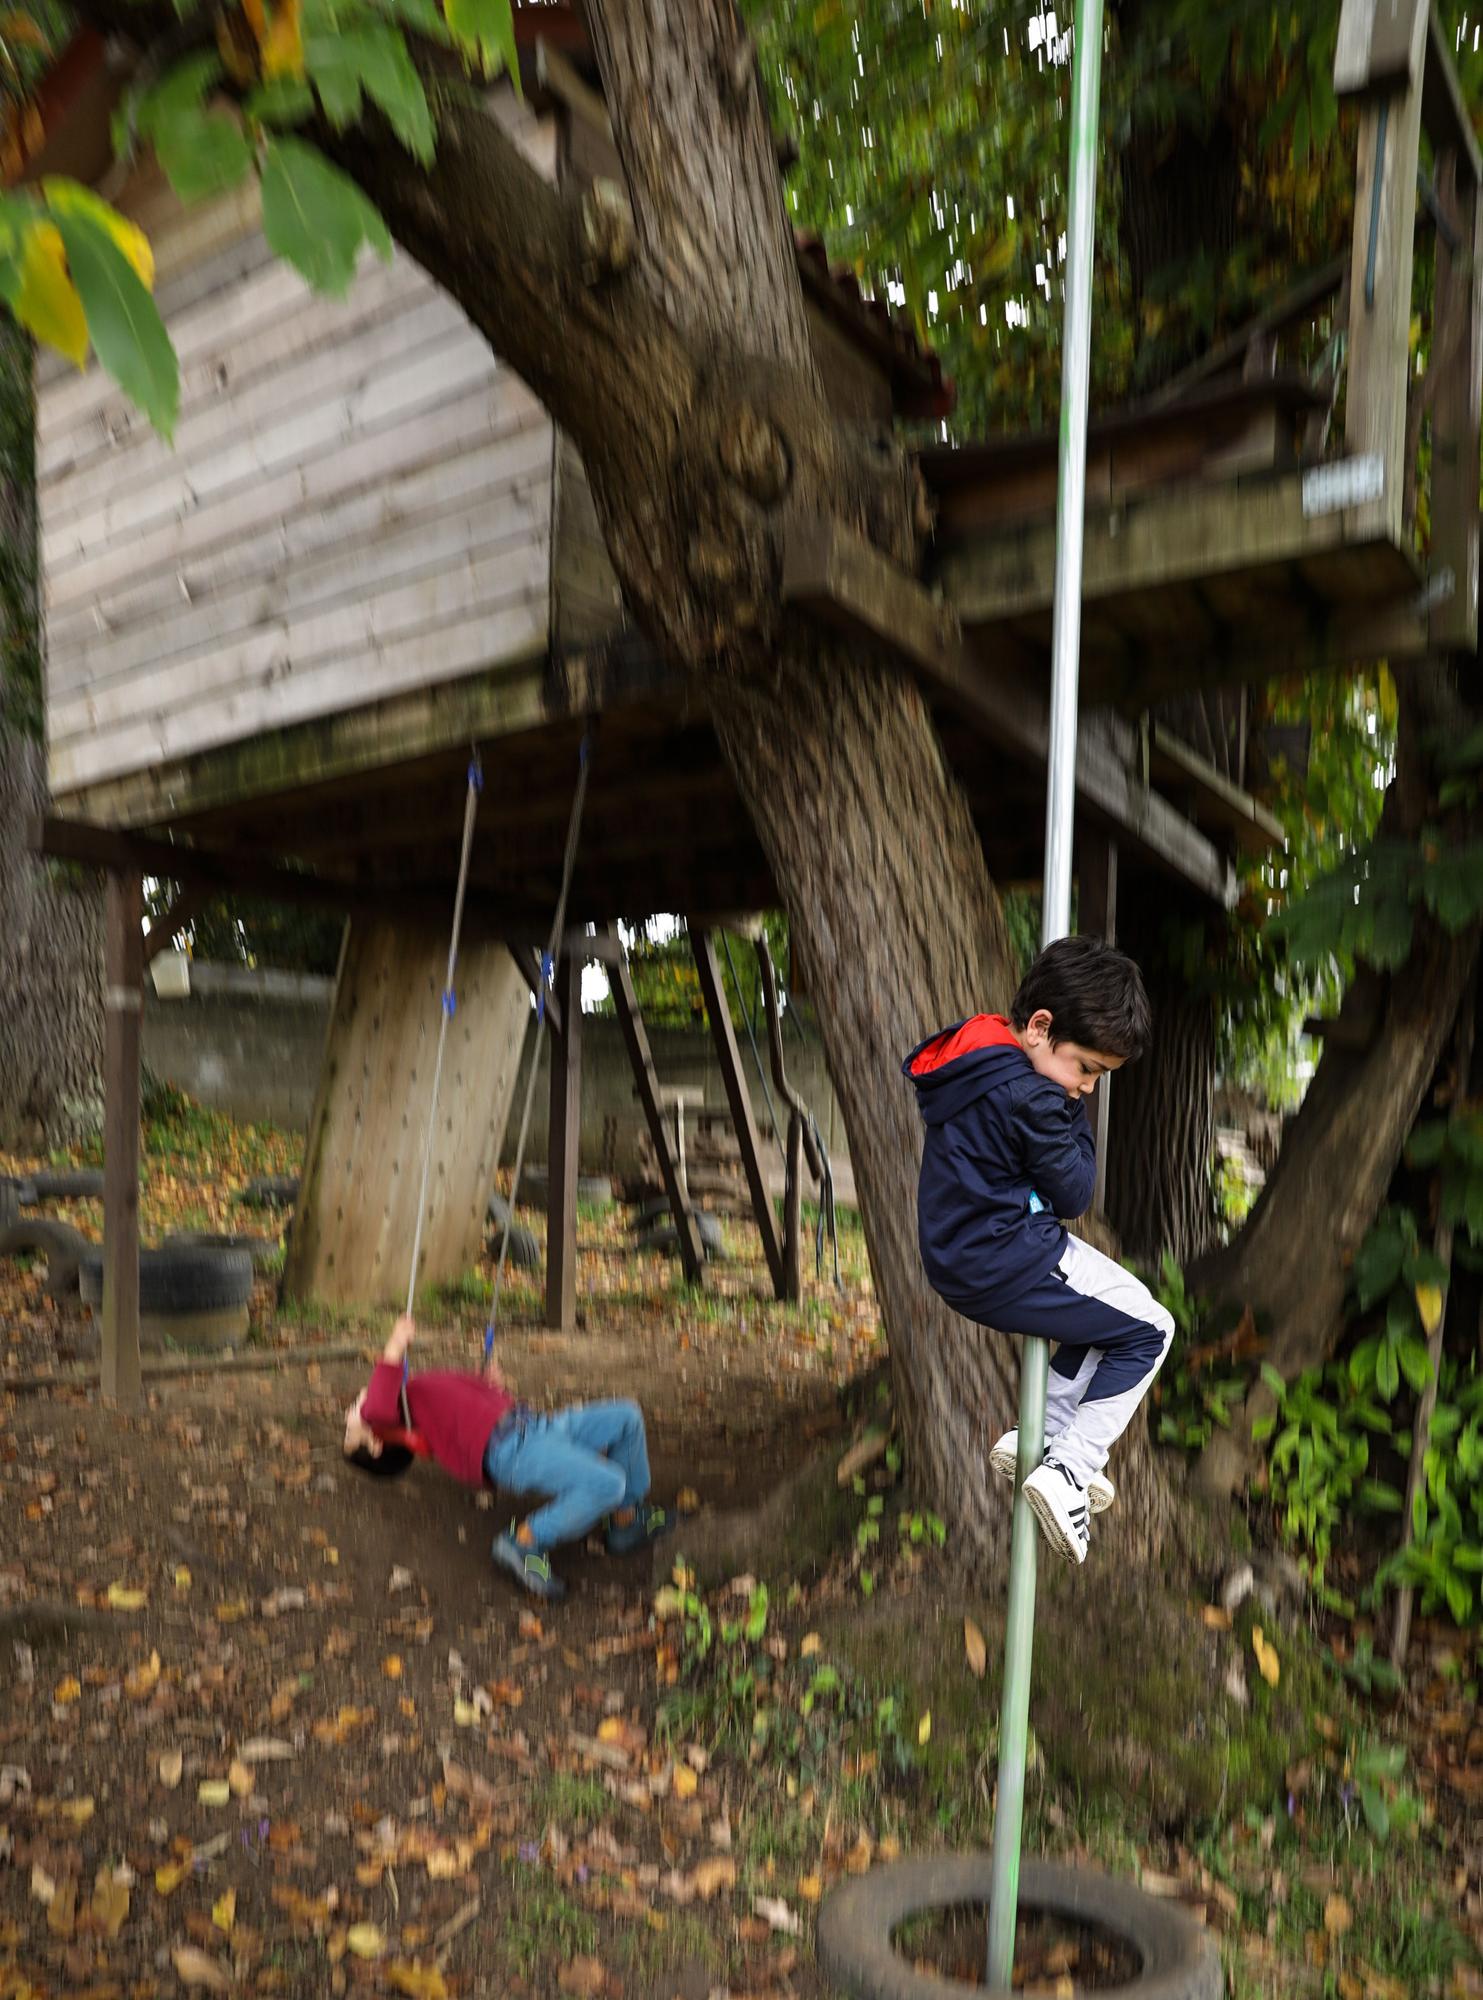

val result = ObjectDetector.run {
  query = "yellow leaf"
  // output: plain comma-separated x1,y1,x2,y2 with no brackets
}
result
175,1565,192,1591
227,1759,252,1797
260,0,304,80
62,1795,94,1826
53,1675,80,1704
800,1632,823,1658
347,1922,385,1960
0,15,52,50
689,1855,736,1899
170,1943,231,1992
125,1649,161,1699
10,221,87,368
917,1711,932,1746
597,1716,625,1744
798,1872,823,1902
197,1778,231,1807
673,1764,698,1800
1415,1282,1444,1339
1252,1627,1281,1689
106,1581,147,1610
42,179,154,289
212,1888,236,1933
1324,1892,1353,1938
452,1698,476,1728
214,1599,249,1623
963,1617,987,1679
159,1748,184,1790
90,1866,129,1939
382,1655,404,1679
154,1860,189,1895
388,1962,449,1999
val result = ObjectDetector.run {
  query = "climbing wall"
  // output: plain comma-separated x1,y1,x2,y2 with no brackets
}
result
281,919,529,1308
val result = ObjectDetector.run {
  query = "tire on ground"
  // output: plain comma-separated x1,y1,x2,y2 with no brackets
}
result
241,1175,299,1210
815,1856,1223,2000
27,1168,105,1201
485,1195,541,1270
635,1211,725,1261
0,1218,89,1295
161,1231,280,1275
79,1246,254,1353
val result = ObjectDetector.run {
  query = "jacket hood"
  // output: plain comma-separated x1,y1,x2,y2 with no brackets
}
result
902,1014,1030,1126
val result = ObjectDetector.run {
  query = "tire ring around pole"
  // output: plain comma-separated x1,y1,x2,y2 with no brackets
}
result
816,1857,1223,2000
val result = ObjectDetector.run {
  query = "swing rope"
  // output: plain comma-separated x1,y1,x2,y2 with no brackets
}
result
483,732,592,1368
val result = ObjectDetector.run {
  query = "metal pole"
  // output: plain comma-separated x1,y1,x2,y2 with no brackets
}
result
986,0,1105,1986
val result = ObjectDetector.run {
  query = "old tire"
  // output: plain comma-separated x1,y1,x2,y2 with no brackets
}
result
27,1168,105,1202
816,1857,1223,2000
0,1218,89,1295
241,1174,299,1211
162,1231,279,1276
485,1196,541,1270
636,1210,725,1261
79,1247,254,1353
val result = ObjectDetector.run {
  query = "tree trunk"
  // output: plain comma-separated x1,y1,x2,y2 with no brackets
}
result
1195,660,1476,1495
0,317,103,1152
711,630,1177,1570
1105,912,1218,1268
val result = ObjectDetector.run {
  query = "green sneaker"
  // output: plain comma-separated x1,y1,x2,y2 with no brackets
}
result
491,1529,567,1601
605,1503,673,1556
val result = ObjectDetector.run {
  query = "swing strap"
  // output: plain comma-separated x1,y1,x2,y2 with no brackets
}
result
485,731,593,1362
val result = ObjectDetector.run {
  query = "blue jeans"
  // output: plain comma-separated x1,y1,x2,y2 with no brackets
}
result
483,1400,650,1551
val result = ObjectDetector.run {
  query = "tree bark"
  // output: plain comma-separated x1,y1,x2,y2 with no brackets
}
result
1195,660,1477,1496
0,316,103,1152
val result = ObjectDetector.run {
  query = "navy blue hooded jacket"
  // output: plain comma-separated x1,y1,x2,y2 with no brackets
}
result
903,1014,1096,1315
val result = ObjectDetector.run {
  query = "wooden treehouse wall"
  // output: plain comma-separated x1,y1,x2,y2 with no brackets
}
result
37,88,560,808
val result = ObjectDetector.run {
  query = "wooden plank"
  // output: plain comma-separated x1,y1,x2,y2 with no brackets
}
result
1341,62,1424,543
56,477,551,692
46,376,545,611
1334,0,1427,96
1427,146,1482,651
782,517,1237,904
101,870,143,1408
1148,725,1285,854
48,423,551,653
1423,8,1483,182
49,590,550,794
691,928,785,1297
43,282,452,525
605,928,706,1286
50,536,551,743
544,952,582,1332
505,943,562,1036
141,886,204,967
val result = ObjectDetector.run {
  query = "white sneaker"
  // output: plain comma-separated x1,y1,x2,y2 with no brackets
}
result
1021,1458,1092,1565
991,1431,1115,1513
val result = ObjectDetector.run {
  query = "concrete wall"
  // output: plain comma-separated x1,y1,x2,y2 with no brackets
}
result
142,962,851,1182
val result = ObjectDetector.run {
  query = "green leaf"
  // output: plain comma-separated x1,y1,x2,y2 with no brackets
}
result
444,0,517,80
1412,1483,1428,1541
1385,1288,1418,1345
1259,1361,1287,1401
48,208,177,438
371,0,453,38
1354,1222,1406,1311
1359,1478,1403,1512
244,77,316,127
1445,1572,1473,1624
1359,1782,1390,1841
260,136,391,296
1250,1411,1277,1443
1405,1120,1448,1168
136,53,225,136
1399,1336,1434,1396
1376,1338,1400,1403
151,106,253,204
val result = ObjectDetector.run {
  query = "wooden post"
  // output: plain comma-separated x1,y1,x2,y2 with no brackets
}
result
102,869,143,1408
782,1113,804,1303
691,930,786,1297
1337,0,1426,544
1079,830,1118,1214
604,928,706,1286
1426,143,1482,653
545,952,583,1332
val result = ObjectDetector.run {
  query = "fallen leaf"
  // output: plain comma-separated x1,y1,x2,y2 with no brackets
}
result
159,1749,184,1790
676,1486,700,1512
518,1610,543,1641
227,1759,253,1798
154,1861,189,1895
1252,1627,1281,1689
800,1632,823,1658
1201,1604,1232,1631
197,1779,231,1808
53,1675,80,1704
124,1649,161,1699
106,1582,147,1611
690,1856,736,1900
388,1962,448,1999
558,1957,606,1997
172,1943,232,1991
917,1710,932,1746
382,1655,404,1679
45,1878,75,1938
798,1873,823,1903
30,1864,55,1906
237,1738,294,1765
754,1894,802,1936
1324,1892,1353,1938
964,1617,987,1678
346,1923,384,1960
673,1764,698,1801
90,1865,130,1939
175,1565,192,1591
212,1889,236,1934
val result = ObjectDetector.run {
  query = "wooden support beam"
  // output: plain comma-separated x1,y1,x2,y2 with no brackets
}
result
1339,8,1425,545
544,953,583,1333
102,870,143,1408
1427,144,1482,652
1423,8,1483,184
782,518,1237,906
141,886,205,967
604,927,706,1286
505,943,562,1037
1148,725,1286,855
691,928,786,1298
1078,830,1118,1216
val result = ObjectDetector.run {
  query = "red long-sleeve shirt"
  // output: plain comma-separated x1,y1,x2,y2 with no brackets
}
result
360,1363,517,1488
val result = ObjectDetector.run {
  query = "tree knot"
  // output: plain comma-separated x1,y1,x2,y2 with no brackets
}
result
579,179,635,286
719,407,792,507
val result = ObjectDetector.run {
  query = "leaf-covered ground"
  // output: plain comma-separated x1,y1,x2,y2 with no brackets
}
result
0,1099,1479,1999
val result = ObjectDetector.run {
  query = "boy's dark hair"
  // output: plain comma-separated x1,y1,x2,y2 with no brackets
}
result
344,1442,415,1479
1010,934,1151,1060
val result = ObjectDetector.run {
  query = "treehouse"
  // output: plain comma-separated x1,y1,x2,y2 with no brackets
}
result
22,1,1480,1393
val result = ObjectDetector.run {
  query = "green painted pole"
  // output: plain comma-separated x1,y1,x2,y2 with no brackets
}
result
985,0,1105,1987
